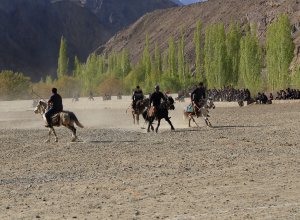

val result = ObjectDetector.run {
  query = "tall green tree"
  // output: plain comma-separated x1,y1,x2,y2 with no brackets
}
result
143,34,152,91
168,37,176,77
266,14,294,91
204,24,228,88
239,26,262,93
178,29,185,87
57,36,69,79
193,20,203,81
226,22,242,86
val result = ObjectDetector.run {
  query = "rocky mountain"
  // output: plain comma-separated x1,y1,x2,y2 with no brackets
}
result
0,0,177,80
98,0,300,68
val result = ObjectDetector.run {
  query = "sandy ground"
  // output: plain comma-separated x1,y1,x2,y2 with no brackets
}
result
0,96,299,219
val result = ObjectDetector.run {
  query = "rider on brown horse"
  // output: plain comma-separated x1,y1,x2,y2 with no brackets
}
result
191,82,206,116
45,88,63,127
132,85,144,110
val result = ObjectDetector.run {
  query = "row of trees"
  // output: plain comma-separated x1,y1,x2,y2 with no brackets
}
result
54,14,294,96
0,14,297,100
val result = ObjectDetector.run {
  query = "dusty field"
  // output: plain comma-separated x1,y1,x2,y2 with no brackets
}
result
0,97,299,219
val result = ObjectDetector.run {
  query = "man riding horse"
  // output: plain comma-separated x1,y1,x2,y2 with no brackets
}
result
149,85,166,118
132,85,144,110
191,82,206,116
45,88,63,127
145,85,175,132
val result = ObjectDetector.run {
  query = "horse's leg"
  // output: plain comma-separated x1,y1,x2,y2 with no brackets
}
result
190,115,200,128
136,113,139,125
52,127,58,142
165,117,175,131
204,117,213,128
147,118,152,132
67,125,77,142
132,111,135,124
155,119,161,133
151,123,154,131
45,128,52,143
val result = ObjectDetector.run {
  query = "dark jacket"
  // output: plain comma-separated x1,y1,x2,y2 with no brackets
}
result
150,91,165,107
48,93,63,111
132,89,144,101
191,86,206,102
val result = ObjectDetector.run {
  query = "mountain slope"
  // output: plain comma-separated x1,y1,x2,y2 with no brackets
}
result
98,0,300,67
0,0,177,80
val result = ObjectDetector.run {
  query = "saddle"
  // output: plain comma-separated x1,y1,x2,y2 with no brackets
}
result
51,113,61,126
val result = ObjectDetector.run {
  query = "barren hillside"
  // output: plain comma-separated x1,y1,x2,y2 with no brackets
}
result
98,0,300,67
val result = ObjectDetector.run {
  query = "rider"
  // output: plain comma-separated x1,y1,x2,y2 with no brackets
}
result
191,82,206,115
149,85,166,116
45,88,63,127
132,85,144,109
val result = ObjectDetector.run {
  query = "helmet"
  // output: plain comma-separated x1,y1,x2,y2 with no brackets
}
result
155,85,160,90
52,88,57,94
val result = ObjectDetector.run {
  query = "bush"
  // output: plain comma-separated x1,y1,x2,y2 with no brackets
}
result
0,70,31,100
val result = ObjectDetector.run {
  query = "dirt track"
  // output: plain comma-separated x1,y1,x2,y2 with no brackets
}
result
0,97,299,219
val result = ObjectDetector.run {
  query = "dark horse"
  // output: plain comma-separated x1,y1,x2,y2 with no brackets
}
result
143,96,175,133
130,98,150,125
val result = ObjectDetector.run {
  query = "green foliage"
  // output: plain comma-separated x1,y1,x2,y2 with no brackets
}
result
239,27,262,93
0,70,31,100
266,15,294,91
57,36,69,79
168,37,176,77
204,23,228,88
178,29,185,86
160,75,181,92
193,20,203,81
226,22,242,86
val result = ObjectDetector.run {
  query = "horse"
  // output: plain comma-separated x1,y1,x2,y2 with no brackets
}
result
34,100,84,142
143,96,175,133
130,98,149,125
183,98,215,128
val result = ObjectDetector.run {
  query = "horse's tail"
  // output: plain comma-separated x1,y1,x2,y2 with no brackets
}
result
69,112,84,128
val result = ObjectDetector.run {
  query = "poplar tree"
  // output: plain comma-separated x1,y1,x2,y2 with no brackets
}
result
266,14,294,90
153,42,162,83
204,24,228,88
73,56,82,78
143,34,152,91
193,20,203,81
226,22,242,86
57,36,69,79
239,27,262,93
178,29,185,87
168,37,176,77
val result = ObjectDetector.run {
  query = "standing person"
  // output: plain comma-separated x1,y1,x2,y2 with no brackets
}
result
45,88,63,127
191,82,206,114
132,85,144,109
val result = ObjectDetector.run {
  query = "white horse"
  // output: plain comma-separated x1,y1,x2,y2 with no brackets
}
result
183,98,215,128
34,100,84,142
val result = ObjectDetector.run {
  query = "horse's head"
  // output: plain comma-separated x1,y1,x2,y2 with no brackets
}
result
34,100,48,114
166,96,175,110
205,98,215,109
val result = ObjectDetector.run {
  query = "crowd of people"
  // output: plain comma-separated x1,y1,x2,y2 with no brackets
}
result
272,88,300,100
207,87,251,102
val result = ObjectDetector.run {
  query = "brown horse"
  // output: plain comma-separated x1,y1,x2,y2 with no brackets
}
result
183,98,215,128
131,98,150,125
34,100,84,142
